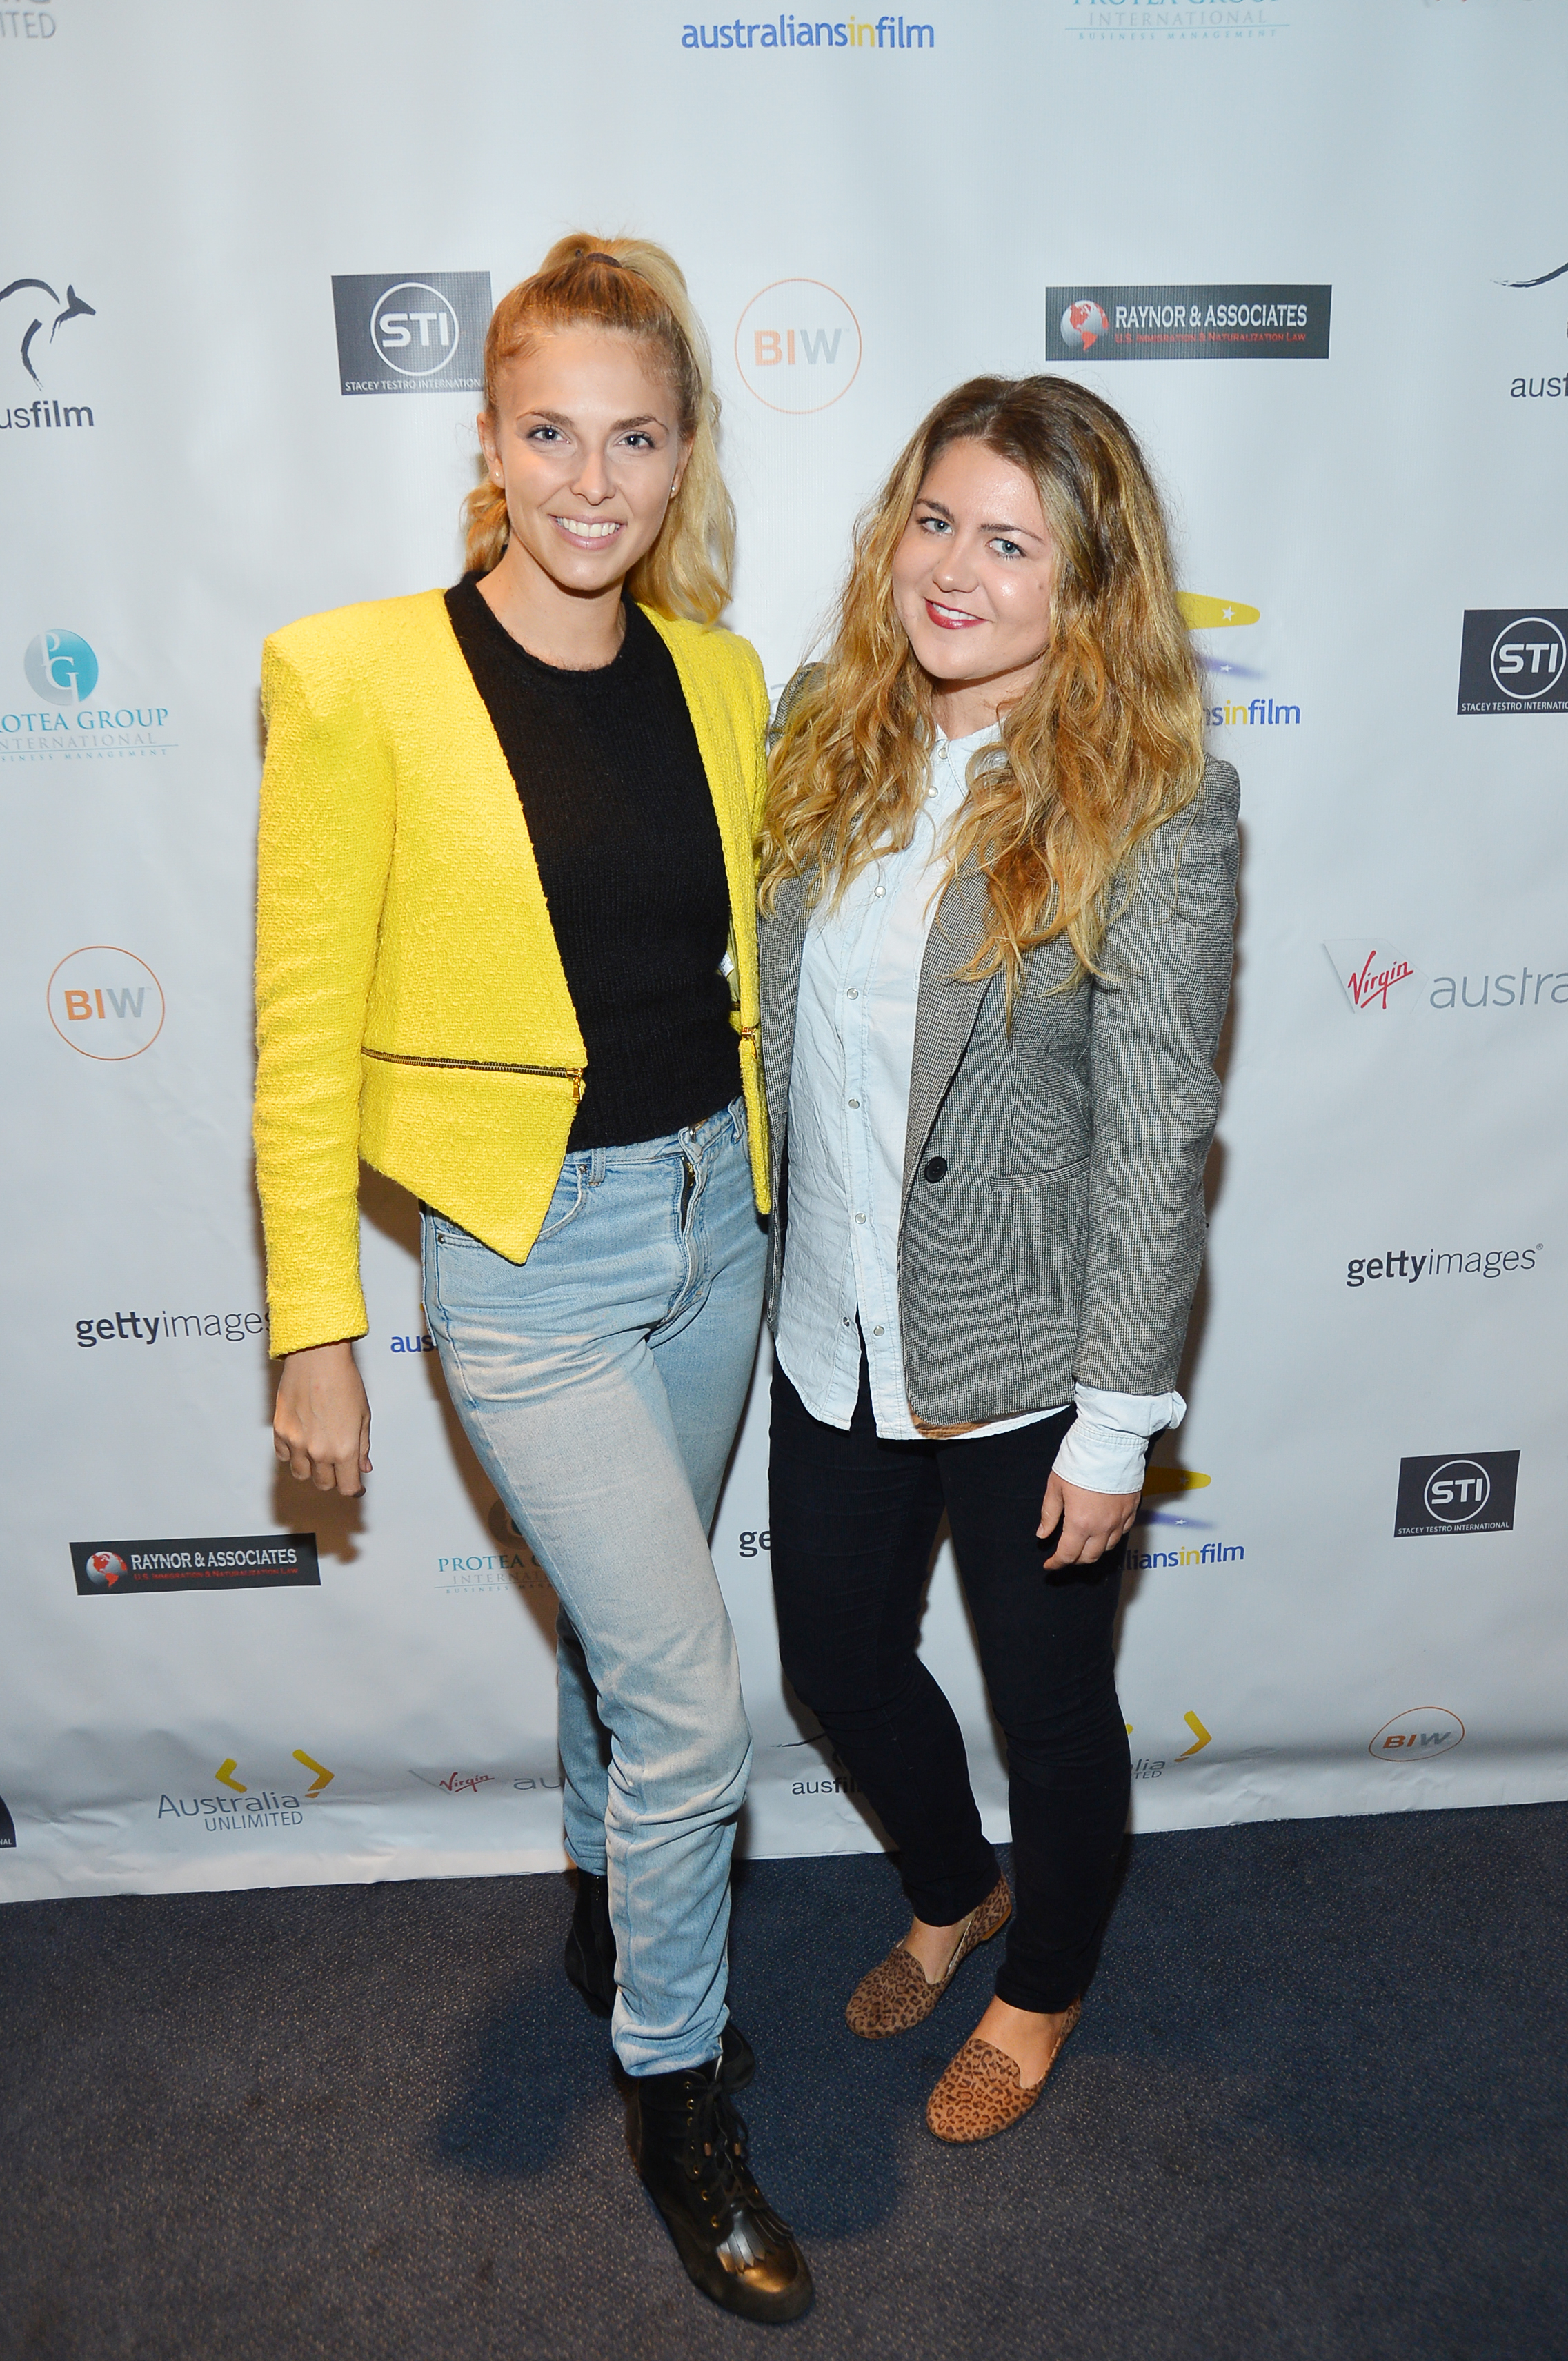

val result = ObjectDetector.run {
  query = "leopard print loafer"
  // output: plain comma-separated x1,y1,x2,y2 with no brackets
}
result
924,2000,1082,2144
844,1874,1012,2040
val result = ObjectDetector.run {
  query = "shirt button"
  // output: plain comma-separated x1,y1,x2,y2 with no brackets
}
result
872,1325,885,1336
873,885,886,898
847,1097,860,1108
842,1315,853,1327
855,1212,866,1224
846,987,859,999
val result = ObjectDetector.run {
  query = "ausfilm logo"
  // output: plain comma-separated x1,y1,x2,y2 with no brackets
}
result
1323,940,1420,1016
1369,1708,1465,1764
48,946,164,1058
735,280,862,413
330,271,490,398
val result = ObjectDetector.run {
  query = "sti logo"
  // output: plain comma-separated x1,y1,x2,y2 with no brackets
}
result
1457,609,1568,715
330,271,490,398
47,947,165,1058
1394,1450,1519,1539
735,280,862,413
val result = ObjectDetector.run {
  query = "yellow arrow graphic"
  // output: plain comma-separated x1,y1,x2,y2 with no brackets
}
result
1177,593,1260,631
1141,1468,1211,1496
292,1750,333,1798
1176,1712,1213,1759
214,1759,246,1793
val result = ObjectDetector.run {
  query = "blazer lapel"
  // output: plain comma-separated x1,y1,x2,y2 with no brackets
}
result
759,872,808,1162
902,867,994,1207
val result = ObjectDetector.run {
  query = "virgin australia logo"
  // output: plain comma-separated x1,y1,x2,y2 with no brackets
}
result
1324,940,1420,1014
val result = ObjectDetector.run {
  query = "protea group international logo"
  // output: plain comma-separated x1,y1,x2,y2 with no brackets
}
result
24,626,97,704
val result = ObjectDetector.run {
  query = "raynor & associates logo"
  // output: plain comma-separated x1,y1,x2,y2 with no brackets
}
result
734,280,862,413
1456,610,1567,715
72,1534,321,1595
1046,284,1330,362
1394,1452,1518,1539
4,629,176,763
48,947,164,1058
331,272,490,397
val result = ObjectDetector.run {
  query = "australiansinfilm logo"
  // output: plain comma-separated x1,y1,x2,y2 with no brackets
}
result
1,269,95,431
72,1534,321,1595
1394,1452,1519,1540
1046,284,1330,362
331,271,491,397
3,626,176,763
1456,610,1567,716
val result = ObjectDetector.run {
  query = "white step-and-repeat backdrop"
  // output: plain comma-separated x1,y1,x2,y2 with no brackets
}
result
3,0,1564,1899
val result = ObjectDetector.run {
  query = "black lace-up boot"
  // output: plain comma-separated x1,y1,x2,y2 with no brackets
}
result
564,1869,755,2088
632,2056,813,2324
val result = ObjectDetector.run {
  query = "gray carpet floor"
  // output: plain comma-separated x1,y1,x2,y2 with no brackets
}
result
3,1803,1565,2360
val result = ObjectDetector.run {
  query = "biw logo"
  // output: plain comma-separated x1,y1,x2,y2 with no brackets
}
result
48,946,164,1058
735,280,862,413
1369,1707,1465,1762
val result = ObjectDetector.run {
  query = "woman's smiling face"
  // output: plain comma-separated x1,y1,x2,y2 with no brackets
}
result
477,326,687,599
891,437,1058,715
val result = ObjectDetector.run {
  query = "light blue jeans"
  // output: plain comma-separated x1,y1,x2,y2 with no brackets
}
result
421,1098,766,2076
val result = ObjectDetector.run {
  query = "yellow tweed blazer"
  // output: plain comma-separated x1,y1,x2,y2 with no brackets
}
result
255,589,771,1357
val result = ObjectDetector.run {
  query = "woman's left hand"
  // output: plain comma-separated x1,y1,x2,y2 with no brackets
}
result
1037,1472,1141,1570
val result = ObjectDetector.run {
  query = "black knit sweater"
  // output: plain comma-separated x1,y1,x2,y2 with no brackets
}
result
445,576,738,1152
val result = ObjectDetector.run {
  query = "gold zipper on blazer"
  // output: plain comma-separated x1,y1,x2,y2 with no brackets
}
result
362,1046,584,1105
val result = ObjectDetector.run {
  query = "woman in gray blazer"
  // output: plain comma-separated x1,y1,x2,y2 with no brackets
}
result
759,375,1238,2146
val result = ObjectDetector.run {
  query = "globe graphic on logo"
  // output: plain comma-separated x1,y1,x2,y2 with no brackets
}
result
84,1550,126,1586
24,628,99,706
1060,300,1110,354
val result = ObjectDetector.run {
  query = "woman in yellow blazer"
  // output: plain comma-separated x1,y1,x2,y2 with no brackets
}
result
255,240,809,2326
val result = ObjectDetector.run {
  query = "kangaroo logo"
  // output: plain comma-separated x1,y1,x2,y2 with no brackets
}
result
0,278,96,383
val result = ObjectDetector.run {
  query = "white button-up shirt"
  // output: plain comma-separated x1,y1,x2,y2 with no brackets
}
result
774,725,1182,1491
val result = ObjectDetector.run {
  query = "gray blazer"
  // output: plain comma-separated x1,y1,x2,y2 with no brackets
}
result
760,756,1240,1428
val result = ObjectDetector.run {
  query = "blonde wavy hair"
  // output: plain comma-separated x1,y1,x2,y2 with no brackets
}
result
463,234,734,626
760,375,1206,994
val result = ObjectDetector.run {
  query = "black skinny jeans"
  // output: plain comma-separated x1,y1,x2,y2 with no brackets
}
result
769,1353,1131,2014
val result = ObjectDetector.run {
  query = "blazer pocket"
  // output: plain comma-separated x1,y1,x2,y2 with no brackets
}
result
988,1156,1091,1192
1003,1158,1091,1399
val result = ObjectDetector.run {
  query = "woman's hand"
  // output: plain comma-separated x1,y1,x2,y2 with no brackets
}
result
273,1341,372,1497
1037,1472,1140,1570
